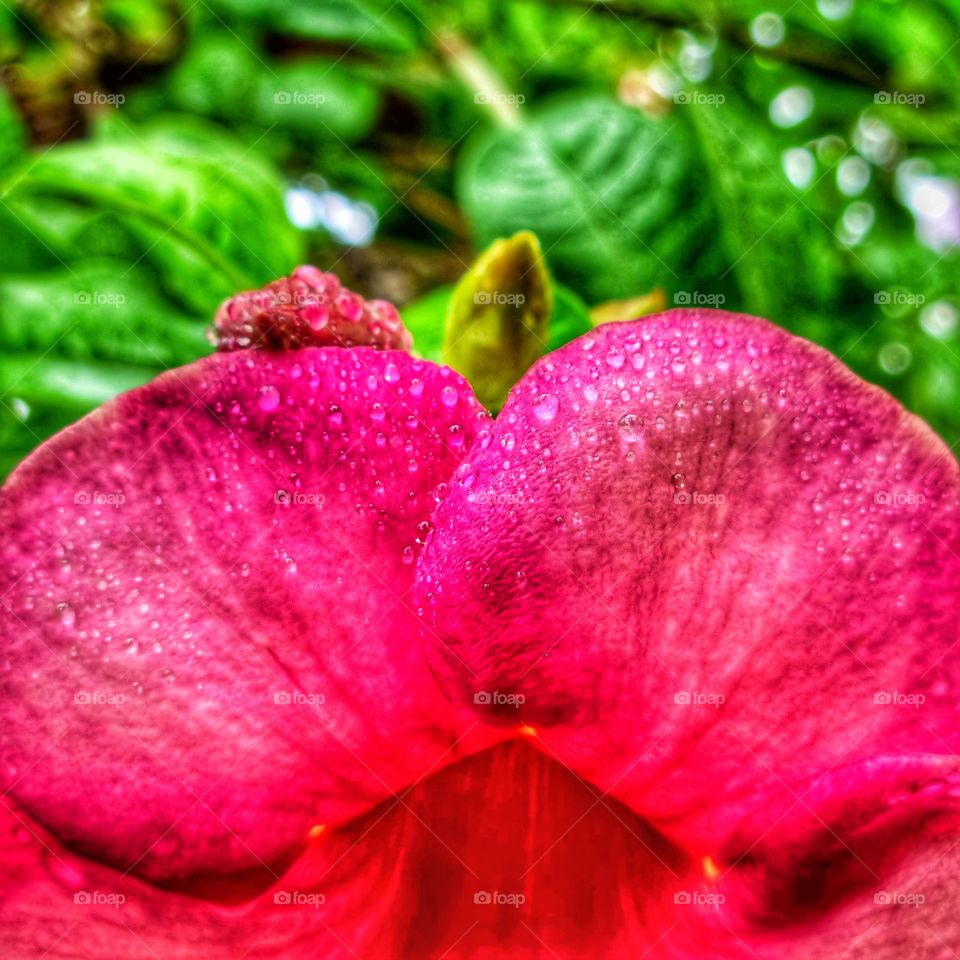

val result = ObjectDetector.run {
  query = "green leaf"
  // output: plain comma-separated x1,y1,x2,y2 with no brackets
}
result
587,289,667,329
0,261,208,367
204,0,420,51
401,284,452,361
457,93,725,303
0,261,208,476
0,87,26,177
0,120,305,472
547,283,592,351
1,120,304,313
686,87,840,324
168,35,380,143
253,61,380,142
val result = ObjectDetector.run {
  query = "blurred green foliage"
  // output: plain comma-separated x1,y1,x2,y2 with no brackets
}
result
0,0,958,473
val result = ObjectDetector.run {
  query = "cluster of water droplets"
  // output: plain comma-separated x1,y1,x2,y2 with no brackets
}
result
436,317,941,584
213,265,410,352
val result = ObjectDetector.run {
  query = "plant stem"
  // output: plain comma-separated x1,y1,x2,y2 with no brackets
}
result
437,30,523,130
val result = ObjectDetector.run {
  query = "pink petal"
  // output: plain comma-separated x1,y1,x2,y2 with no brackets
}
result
5,747,958,957
213,265,412,352
0,742,694,959
671,755,960,957
0,348,490,884
416,309,960,850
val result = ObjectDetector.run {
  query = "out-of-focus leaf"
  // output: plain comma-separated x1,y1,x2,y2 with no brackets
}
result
254,61,380,142
0,356,156,476
0,260,209,475
100,0,183,62
168,35,380,143
166,32,258,118
0,261,208,367
1,119,303,313
0,119,305,471
401,284,451,361
0,88,26,176
204,0,421,51
457,93,725,303
547,283,591,350
686,87,840,324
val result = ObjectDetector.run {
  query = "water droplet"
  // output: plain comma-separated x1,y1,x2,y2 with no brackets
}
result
56,602,75,629
617,414,642,444
258,385,281,412
532,393,559,422
327,404,344,429
605,351,625,369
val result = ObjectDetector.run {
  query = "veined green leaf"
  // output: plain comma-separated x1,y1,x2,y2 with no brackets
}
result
457,93,725,303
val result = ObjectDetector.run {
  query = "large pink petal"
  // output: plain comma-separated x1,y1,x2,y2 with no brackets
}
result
0,742,690,959
659,755,960,958
416,309,960,850
0,347,492,884
6,747,957,958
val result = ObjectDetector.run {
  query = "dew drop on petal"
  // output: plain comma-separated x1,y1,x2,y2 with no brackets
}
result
258,385,281,412
617,414,642,444
533,393,559,422
56,602,76,630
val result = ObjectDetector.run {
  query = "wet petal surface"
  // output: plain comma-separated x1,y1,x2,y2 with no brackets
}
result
0,348,489,883
417,309,960,848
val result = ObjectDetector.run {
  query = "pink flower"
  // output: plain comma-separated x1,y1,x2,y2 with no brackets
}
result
1,271,958,959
